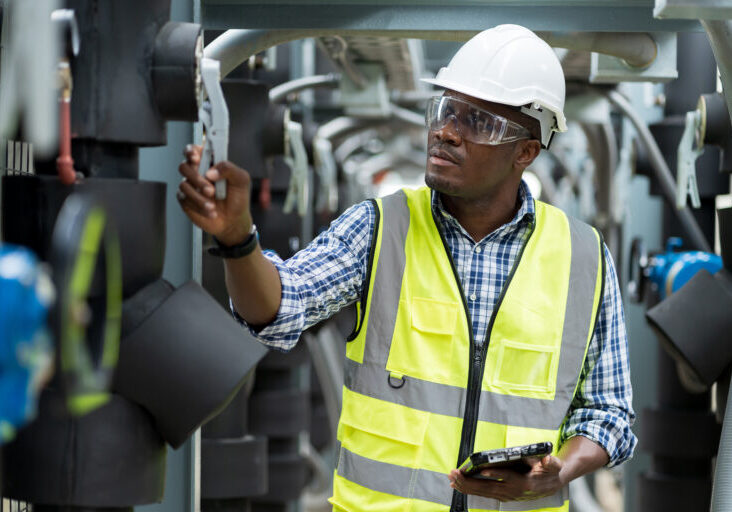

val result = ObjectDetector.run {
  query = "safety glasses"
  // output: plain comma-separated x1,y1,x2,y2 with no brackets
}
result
425,96,532,145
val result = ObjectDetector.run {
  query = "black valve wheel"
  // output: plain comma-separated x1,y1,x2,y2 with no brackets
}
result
50,194,122,416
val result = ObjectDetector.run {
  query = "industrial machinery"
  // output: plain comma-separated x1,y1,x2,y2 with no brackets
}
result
2,1,732,512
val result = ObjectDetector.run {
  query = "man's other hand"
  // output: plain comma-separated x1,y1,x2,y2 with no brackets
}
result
177,144,254,246
448,455,565,502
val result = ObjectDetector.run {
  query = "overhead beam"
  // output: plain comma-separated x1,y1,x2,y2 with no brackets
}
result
201,3,700,32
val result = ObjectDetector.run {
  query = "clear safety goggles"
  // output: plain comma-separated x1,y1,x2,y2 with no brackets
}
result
425,96,532,145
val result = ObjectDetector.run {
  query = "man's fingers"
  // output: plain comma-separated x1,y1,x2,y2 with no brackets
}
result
479,468,511,481
179,160,215,197
539,455,563,473
177,191,216,225
211,160,251,188
184,144,202,164
179,180,217,218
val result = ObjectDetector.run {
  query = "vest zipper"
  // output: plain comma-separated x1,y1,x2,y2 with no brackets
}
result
434,213,536,512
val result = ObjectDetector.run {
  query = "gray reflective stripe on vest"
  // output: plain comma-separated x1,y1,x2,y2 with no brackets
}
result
359,191,410,369
338,443,453,507
553,215,602,413
345,192,602,432
337,443,566,511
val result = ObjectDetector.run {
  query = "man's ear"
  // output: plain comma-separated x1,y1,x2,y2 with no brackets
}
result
514,140,541,171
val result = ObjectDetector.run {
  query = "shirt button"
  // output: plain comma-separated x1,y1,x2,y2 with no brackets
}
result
474,246,482,254
469,293,477,301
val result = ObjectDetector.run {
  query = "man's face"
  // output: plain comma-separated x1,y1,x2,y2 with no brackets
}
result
425,90,532,200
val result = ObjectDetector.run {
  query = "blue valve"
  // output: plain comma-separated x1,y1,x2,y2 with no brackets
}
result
0,244,54,443
646,237,723,299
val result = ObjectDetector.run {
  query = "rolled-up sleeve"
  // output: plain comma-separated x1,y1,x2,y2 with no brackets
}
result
231,200,376,352
560,245,637,467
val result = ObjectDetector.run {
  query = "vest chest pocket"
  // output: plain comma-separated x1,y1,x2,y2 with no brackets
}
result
490,339,559,399
386,297,459,385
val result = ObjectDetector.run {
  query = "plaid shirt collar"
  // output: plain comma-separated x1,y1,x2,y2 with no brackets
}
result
431,179,535,242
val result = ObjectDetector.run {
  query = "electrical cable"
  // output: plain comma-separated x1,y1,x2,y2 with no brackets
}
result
604,89,711,252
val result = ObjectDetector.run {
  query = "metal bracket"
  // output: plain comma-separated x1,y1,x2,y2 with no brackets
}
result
198,58,229,200
283,109,310,217
590,32,678,84
677,109,705,209
339,63,391,118
655,0,732,20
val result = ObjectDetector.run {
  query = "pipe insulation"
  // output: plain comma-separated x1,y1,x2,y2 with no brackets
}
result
712,373,732,511
604,89,711,252
269,73,341,103
205,29,658,80
701,20,732,135
538,32,657,68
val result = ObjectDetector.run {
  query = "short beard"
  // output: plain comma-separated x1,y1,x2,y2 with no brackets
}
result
425,172,459,196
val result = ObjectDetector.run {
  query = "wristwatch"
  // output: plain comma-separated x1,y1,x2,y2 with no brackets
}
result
208,224,259,258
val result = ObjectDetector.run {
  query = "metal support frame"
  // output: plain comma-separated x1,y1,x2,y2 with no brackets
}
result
590,32,678,83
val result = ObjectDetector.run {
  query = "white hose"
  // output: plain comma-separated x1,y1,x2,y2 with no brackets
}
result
269,73,341,103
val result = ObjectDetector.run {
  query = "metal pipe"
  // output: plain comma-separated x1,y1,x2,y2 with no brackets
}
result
605,89,711,252
390,104,426,128
204,29,478,79
701,20,732,133
206,29,659,82
268,73,341,103
712,373,732,511
538,32,657,68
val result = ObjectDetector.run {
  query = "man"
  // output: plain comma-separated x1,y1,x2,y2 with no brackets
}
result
177,24,636,512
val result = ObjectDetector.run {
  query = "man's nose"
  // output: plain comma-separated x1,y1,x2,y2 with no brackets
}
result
432,115,462,146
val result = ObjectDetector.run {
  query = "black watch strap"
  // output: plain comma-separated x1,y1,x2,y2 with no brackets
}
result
208,225,259,259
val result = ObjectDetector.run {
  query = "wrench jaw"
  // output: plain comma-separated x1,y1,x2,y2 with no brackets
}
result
197,58,230,200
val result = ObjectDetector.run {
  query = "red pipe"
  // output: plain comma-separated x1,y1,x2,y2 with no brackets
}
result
57,63,76,185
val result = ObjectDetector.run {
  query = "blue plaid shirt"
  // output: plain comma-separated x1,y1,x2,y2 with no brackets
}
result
236,181,637,467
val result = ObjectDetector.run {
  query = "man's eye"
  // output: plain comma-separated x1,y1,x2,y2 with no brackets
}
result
467,110,481,127
472,113,491,132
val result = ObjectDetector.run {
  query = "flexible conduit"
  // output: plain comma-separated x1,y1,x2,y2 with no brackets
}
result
604,90,711,252
712,376,732,511
269,73,341,103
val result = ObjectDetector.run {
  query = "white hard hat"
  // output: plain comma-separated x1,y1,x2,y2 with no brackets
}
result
422,24,567,148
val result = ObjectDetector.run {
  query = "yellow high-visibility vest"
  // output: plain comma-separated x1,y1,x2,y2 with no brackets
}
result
330,187,605,512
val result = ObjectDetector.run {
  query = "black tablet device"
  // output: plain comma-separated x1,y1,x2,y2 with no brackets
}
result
458,442,554,479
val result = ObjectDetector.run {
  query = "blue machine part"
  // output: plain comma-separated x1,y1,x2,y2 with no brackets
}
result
0,244,54,443
647,237,723,300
